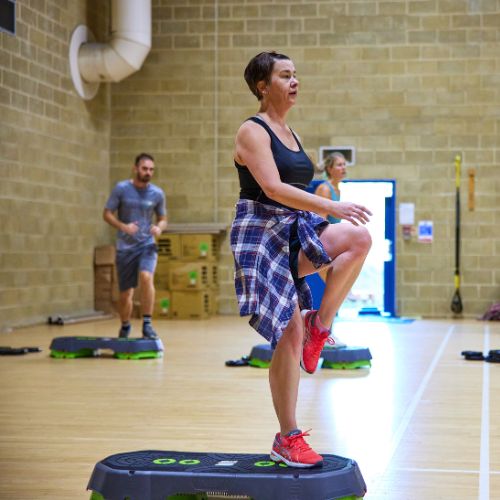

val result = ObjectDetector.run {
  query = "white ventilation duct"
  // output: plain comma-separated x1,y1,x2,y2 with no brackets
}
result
69,0,151,100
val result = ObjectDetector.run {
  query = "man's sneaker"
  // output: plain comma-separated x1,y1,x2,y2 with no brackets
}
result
301,310,334,374
119,325,131,338
142,323,158,340
270,429,323,468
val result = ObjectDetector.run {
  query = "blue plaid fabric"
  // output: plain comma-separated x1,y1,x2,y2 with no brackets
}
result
230,199,331,346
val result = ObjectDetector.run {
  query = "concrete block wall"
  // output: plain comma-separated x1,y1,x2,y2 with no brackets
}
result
109,0,499,318
2,0,499,326
0,0,111,328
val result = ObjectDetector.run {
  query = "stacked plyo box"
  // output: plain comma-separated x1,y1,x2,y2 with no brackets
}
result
154,233,219,319
94,245,119,314
153,233,180,320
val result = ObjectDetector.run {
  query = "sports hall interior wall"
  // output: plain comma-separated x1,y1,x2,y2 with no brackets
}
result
1,0,111,329
1,1,499,329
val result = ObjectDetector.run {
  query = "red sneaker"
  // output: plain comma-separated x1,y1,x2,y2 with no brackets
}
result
270,429,323,468
300,310,334,374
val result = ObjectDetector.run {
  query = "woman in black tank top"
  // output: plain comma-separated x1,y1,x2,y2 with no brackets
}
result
231,51,372,469
235,115,314,209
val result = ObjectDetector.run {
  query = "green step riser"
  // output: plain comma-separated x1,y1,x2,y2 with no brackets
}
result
51,350,161,360
50,349,94,359
91,493,362,500
322,361,371,370
249,359,370,370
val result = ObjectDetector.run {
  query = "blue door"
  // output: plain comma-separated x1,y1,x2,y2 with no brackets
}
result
305,179,396,317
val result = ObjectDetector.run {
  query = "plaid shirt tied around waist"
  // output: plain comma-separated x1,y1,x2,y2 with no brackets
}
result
230,199,331,346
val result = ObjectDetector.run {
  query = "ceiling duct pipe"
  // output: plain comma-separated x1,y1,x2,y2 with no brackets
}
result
69,0,151,100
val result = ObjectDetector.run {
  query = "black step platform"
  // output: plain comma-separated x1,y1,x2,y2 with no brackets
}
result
0,346,41,355
87,450,366,500
249,344,371,369
50,336,163,360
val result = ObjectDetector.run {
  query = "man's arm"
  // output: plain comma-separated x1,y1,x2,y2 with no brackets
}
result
150,189,168,237
150,215,167,237
103,209,138,235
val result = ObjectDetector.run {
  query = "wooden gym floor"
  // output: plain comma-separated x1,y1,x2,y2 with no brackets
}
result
0,316,498,499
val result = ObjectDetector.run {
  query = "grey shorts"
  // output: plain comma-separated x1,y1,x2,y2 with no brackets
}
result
116,244,158,292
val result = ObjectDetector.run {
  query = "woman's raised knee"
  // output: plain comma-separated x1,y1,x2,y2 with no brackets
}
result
354,226,372,255
320,224,371,259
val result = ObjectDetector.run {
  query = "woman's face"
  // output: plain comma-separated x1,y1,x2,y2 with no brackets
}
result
327,158,347,182
261,59,299,106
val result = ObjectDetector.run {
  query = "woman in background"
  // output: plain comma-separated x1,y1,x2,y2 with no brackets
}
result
314,152,350,346
314,152,347,223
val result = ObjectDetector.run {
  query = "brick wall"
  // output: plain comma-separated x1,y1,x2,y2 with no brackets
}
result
109,0,499,317
2,1,499,326
0,0,111,328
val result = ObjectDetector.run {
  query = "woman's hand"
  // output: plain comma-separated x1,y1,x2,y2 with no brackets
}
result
329,202,372,226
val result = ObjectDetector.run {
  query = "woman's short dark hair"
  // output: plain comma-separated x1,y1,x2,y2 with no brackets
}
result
244,51,290,101
135,152,154,166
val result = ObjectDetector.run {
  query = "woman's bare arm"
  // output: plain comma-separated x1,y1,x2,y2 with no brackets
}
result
235,122,371,225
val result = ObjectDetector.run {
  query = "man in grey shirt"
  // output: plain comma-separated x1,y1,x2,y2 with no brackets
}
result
103,153,167,339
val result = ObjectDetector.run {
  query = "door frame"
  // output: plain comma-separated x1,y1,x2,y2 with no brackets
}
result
307,178,397,317
342,179,396,317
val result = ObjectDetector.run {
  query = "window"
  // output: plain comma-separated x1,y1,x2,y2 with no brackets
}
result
0,0,15,36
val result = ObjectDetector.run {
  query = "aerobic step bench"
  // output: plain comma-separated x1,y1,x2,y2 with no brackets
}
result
88,450,367,500
50,336,163,360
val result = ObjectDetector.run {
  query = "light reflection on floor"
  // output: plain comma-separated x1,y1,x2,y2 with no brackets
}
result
319,322,399,488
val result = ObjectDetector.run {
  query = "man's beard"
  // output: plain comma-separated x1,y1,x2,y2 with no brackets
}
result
137,174,151,183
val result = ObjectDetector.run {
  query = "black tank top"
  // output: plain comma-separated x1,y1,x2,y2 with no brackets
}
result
235,116,314,209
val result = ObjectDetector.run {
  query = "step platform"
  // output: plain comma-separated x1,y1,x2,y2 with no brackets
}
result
249,344,371,370
87,450,367,500
50,336,163,360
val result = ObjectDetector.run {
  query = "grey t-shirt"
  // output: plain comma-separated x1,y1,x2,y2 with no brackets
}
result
105,180,167,251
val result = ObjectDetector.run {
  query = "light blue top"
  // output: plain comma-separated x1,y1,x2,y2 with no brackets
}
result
105,180,166,251
324,181,341,224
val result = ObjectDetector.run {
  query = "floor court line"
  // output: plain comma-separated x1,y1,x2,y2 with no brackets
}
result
366,325,454,489
395,467,500,475
479,324,490,500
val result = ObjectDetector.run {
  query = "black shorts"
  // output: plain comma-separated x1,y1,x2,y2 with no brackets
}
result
289,221,301,285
